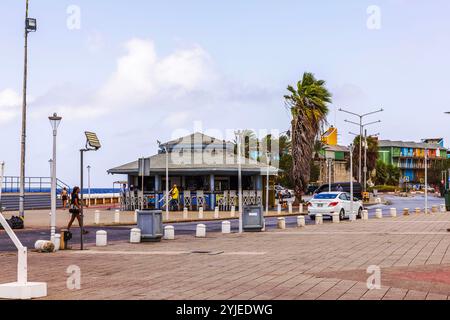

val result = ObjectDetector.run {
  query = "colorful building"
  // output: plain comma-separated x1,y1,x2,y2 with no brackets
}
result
378,140,448,183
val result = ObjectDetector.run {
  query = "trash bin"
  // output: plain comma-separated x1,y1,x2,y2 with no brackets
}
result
243,205,264,232
137,210,163,242
445,190,450,211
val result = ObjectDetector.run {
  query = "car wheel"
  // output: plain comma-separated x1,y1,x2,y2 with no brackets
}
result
339,209,345,221
357,207,363,219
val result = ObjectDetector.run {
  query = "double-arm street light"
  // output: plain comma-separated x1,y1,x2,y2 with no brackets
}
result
340,107,383,184
235,131,244,234
158,141,169,220
19,0,38,220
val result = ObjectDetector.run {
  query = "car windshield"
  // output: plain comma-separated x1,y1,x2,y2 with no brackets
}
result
313,193,338,200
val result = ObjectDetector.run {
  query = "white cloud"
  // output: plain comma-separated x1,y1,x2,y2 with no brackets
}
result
0,89,21,124
97,38,215,108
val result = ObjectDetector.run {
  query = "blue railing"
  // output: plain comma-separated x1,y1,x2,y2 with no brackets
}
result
1,176,71,194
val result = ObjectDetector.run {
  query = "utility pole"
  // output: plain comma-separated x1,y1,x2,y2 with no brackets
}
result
425,148,428,214
235,130,243,234
339,108,383,183
19,0,37,219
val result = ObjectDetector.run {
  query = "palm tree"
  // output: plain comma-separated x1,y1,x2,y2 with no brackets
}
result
284,72,332,202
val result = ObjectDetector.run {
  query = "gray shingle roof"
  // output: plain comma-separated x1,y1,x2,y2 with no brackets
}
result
379,140,447,150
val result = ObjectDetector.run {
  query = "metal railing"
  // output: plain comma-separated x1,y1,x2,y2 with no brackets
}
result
1,176,71,194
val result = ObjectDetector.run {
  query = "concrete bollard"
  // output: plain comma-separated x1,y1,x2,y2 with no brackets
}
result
222,221,231,234
95,210,100,225
277,204,282,215
130,228,141,244
299,204,304,214
198,207,204,219
52,234,61,252
332,212,340,223
376,198,382,204
362,210,369,220
390,208,397,218
375,209,383,219
183,207,189,220
230,206,236,218
164,226,175,240
96,230,107,247
288,203,293,214
440,204,446,213
214,207,220,219
315,214,323,225
349,213,357,222
432,205,438,213
114,210,120,224
415,208,421,214
196,224,206,238
277,217,286,229
403,208,410,216
297,216,306,228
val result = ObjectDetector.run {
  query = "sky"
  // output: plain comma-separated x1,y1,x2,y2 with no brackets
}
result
1,0,450,187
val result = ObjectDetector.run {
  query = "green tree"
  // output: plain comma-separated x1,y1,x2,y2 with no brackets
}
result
284,72,332,201
375,160,400,186
347,135,379,181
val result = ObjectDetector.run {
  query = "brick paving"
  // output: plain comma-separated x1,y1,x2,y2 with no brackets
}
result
0,211,450,300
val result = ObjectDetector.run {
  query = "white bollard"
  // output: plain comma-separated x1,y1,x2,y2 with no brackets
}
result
183,207,188,220
164,226,175,240
299,204,304,214
95,210,100,225
222,221,231,234
198,207,204,219
440,204,446,213
288,203,293,214
297,216,306,228
362,210,369,220
315,214,323,225
214,207,220,219
376,198,382,204
230,206,236,218
390,208,397,218
332,212,340,223
277,217,286,229
114,210,120,224
52,234,61,252
349,213,357,222
277,204,282,215
196,224,206,238
130,228,141,244
375,209,383,219
96,230,107,247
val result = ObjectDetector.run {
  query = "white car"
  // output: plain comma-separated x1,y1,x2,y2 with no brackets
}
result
307,192,364,221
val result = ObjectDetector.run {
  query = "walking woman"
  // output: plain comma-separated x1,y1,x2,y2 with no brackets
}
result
67,187,88,234
61,187,69,210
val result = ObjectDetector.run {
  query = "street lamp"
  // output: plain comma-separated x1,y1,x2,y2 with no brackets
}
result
158,141,169,220
0,161,4,206
235,131,244,234
48,113,62,242
19,0,38,220
265,152,271,216
339,108,383,184
80,131,101,250
349,144,355,217
425,148,428,214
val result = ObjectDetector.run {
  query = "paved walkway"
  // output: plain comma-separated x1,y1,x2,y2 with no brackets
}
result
1,211,450,300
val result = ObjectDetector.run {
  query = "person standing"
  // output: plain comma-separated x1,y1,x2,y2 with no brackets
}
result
169,184,179,211
67,186,88,234
61,187,69,210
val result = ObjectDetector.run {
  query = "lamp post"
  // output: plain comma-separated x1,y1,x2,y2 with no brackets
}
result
339,108,383,184
235,131,243,234
158,141,169,220
19,0,37,220
425,148,428,214
48,113,61,241
0,161,4,206
349,143,354,217
265,152,271,216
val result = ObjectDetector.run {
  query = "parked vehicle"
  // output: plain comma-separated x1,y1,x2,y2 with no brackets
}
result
314,182,363,200
275,185,294,199
307,192,364,221
306,184,319,195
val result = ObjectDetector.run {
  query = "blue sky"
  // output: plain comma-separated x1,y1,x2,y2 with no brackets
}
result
1,0,450,187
